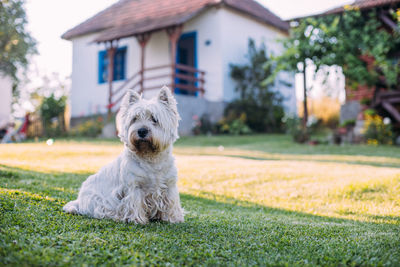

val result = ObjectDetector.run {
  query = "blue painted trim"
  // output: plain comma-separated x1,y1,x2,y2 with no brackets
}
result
175,31,198,96
98,50,107,84
98,46,127,84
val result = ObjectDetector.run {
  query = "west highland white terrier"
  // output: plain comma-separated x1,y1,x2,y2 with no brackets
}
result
63,86,184,224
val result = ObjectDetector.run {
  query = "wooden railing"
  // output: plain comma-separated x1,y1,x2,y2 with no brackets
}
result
108,64,205,112
373,90,400,123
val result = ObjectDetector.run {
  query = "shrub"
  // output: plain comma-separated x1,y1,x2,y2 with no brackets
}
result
217,113,252,135
340,119,356,128
283,116,309,143
192,115,216,135
70,117,104,137
39,94,67,137
363,114,393,145
228,39,286,133
224,99,284,133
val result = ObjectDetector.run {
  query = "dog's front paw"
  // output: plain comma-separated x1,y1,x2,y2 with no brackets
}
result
126,215,149,225
162,208,184,223
63,200,79,214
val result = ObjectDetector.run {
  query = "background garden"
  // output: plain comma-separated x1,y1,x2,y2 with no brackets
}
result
1,0,400,266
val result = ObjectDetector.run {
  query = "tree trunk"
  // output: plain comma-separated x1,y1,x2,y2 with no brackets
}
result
302,64,308,128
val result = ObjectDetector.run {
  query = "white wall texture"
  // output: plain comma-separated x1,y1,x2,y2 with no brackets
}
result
70,33,138,117
0,74,12,124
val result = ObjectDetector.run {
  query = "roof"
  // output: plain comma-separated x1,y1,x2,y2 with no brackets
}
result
61,0,289,42
289,0,400,21
324,0,400,16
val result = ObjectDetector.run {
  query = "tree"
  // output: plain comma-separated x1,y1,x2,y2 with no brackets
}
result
269,18,334,128
228,39,285,133
0,0,36,81
271,6,400,127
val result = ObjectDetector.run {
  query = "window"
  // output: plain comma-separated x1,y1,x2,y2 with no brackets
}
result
98,47,127,84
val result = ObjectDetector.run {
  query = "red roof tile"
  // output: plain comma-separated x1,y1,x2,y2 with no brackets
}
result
61,0,289,41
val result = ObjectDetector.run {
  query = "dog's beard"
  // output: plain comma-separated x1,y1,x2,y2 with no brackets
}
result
131,138,160,158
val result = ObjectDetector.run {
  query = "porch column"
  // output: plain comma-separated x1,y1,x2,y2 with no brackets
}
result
166,25,183,92
135,32,152,93
106,40,117,118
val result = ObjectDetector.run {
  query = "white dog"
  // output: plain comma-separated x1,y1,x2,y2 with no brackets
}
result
63,86,184,224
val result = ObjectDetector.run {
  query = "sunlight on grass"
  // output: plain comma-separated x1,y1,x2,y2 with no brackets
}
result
175,146,400,167
176,155,400,224
1,140,399,224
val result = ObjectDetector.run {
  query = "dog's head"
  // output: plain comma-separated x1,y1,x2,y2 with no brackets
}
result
117,86,180,157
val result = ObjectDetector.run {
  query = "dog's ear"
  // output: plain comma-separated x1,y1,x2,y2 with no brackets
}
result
158,86,178,109
122,90,140,108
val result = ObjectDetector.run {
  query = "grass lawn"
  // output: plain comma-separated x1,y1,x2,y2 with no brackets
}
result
1,135,399,266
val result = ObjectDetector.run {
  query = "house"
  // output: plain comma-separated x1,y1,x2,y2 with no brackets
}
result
62,0,296,135
0,73,13,129
310,0,400,127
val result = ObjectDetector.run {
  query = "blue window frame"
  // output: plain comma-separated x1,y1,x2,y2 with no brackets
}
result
98,46,127,84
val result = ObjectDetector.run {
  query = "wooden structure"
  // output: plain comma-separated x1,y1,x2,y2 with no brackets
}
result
103,25,206,114
373,91,400,125
61,0,290,117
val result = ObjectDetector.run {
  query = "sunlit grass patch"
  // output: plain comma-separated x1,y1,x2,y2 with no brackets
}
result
1,135,400,265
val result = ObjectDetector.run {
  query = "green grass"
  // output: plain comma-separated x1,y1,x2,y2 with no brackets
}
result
1,135,400,266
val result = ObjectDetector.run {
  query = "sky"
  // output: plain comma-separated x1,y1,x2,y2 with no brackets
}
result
24,0,352,101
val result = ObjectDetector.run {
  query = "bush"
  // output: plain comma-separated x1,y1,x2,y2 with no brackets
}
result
217,113,252,135
283,116,309,143
340,119,356,128
192,115,215,135
70,117,104,137
224,99,284,133
363,114,393,145
39,94,67,137
228,39,286,133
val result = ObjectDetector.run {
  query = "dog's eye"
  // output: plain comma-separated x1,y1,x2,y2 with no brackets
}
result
151,115,158,124
131,117,138,124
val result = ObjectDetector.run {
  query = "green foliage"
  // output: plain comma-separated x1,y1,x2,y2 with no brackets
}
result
39,94,67,137
70,118,104,137
0,0,36,80
364,108,376,116
283,116,309,143
228,39,285,133
363,114,393,145
217,112,252,135
274,8,400,91
340,119,356,128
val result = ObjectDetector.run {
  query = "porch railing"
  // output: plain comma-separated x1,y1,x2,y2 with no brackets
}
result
107,64,205,112
373,90,400,123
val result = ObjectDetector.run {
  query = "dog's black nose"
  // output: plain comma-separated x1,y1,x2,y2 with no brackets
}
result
138,128,148,138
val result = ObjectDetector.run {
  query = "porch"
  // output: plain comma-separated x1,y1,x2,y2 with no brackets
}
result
100,25,206,114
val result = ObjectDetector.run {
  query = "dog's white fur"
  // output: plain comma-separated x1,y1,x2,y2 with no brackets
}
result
63,86,184,224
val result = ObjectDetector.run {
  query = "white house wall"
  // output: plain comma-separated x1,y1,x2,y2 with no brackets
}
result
182,7,224,102
220,7,297,114
0,74,12,124
69,6,296,119
70,33,138,117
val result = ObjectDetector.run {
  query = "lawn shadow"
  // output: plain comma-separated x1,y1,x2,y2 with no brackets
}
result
2,164,400,265
1,163,399,226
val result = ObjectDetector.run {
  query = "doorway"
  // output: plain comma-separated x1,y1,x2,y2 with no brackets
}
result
175,32,197,96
